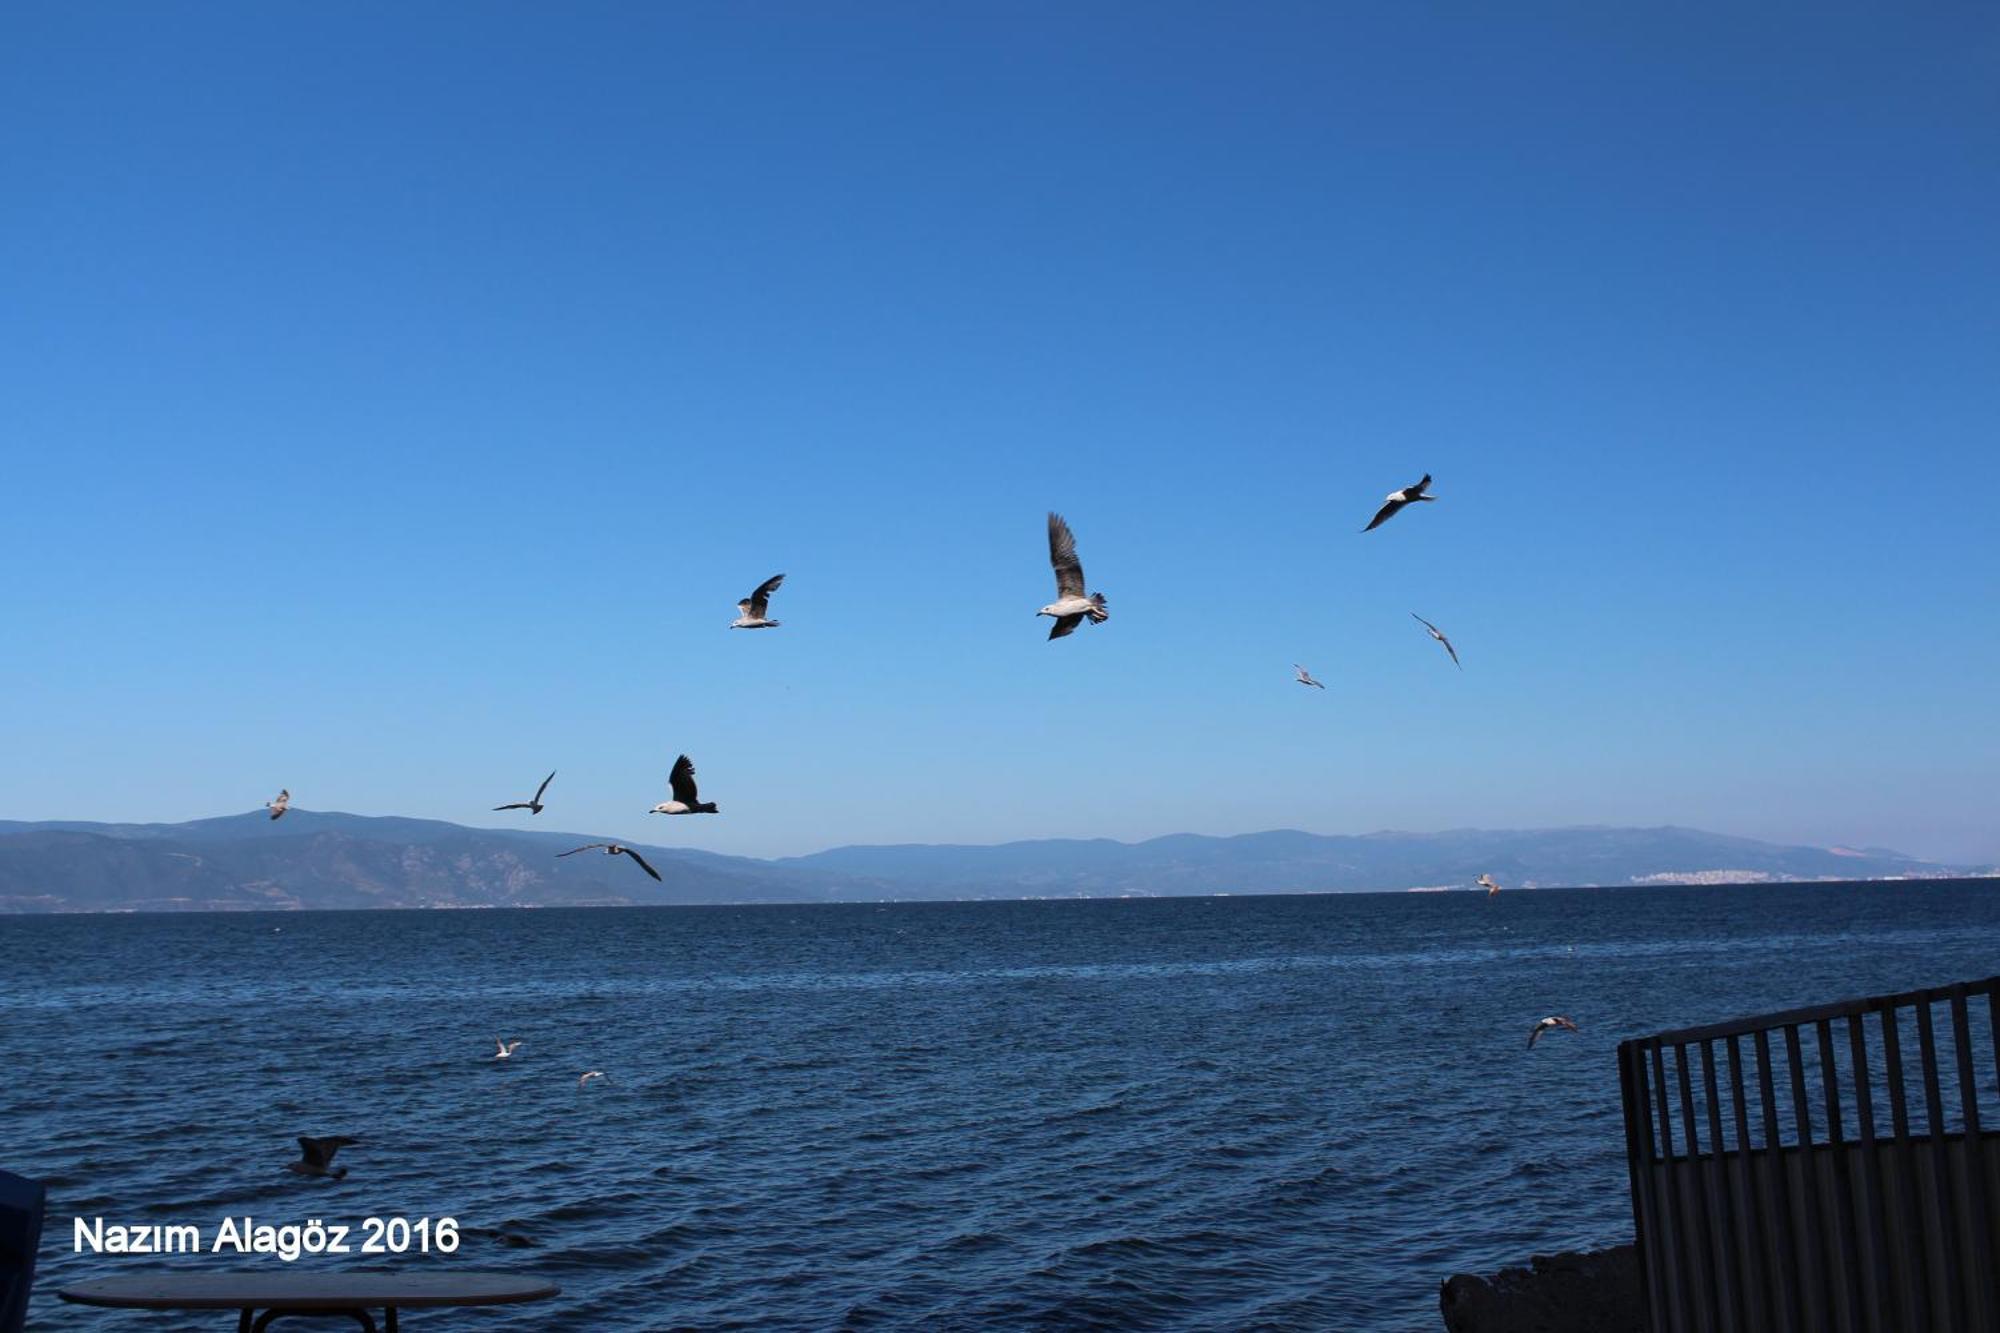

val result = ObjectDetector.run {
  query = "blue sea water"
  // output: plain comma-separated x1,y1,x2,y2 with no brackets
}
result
4,881,1999,1331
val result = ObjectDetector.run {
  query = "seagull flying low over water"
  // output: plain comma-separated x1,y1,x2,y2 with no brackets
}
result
267,789,290,820
1478,873,1501,897
1294,664,1326,690
730,574,785,629
1363,473,1436,532
1528,1016,1580,1049
493,771,556,815
650,755,719,815
557,843,663,881
1411,613,1461,669
1038,512,1109,640
578,1071,608,1088
494,1038,523,1060
287,1136,357,1179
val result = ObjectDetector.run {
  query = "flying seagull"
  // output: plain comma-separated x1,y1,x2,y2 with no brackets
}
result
1527,1016,1580,1049
287,1135,357,1179
1038,512,1109,640
730,574,785,629
267,789,290,820
578,1071,609,1089
1363,473,1436,532
1411,613,1461,669
493,770,556,815
557,843,663,881
650,755,718,815
493,1038,523,1060
1294,664,1326,690
1478,873,1501,897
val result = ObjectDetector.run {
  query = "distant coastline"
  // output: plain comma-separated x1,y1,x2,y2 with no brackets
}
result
0,811,1989,914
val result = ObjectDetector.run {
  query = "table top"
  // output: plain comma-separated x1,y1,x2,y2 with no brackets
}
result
59,1272,559,1311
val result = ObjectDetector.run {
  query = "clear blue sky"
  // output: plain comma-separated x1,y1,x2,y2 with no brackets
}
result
3,4,1995,863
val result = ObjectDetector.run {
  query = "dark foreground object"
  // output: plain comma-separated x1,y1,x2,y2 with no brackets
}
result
0,1170,48,1333
60,1272,558,1331
1439,1245,1641,1333
1621,974,2000,1332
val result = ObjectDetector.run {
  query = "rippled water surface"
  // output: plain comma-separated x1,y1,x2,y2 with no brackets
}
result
6,882,1999,1330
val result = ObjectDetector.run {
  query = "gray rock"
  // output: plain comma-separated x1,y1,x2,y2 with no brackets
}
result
1439,1245,1642,1333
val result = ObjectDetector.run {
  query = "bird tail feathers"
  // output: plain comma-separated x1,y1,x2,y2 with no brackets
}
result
1087,593,1107,621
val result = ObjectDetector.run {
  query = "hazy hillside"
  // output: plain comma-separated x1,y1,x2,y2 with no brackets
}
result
0,813,1974,913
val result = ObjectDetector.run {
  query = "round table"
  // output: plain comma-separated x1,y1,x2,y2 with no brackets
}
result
59,1271,560,1331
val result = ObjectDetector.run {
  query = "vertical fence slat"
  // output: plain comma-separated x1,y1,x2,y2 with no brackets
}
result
1784,1022,1830,1333
1950,988,1997,1328
1816,1017,1865,1332
1623,1042,1671,1333
1701,1039,1745,1331
1916,999,1966,1331
1879,1004,1931,1333
1728,1034,1773,1333
1846,1011,1893,1333
1676,1042,1722,1331
1758,1026,1805,1333
1655,1040,1692,1332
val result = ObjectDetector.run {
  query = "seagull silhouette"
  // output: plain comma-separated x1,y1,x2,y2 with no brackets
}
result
1411,613,1461,669
1294,664,1326,690
650,755,718,815
1038,512,1109,640
731,574,785,629
1527,1016,1579,1049
557,843,663,881
1478,873,1501,897
266,789,290,820
287,1135,357,1179
493,1038,523,1060
493,771,556,815
1363,473,1436,532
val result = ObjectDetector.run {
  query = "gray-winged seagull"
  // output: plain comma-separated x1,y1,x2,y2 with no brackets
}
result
287,1135,357,1179
267,789,290,820
578,1071,608,1088
1294,664,1326,690
1478,873,1501,897
493,1038,523,1060
1411,613,1461,669
1527,1016,1579,1049
731,574,785,629
557,843,663,881
494,770,556,815
1363,474,1436,532
1038,512,1108,640
650,755,718,815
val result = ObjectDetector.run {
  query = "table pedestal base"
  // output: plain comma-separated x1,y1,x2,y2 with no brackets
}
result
238,1309,399,1333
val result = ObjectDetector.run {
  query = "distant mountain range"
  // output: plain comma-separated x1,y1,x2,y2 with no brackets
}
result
0,812,1983,913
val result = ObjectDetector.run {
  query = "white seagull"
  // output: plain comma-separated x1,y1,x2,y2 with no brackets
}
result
557,843,663,881
1038,512,1108,640
1527,1016,1579,1049
287,1135,357,1179
267,789,290,820
494,1038,523,1060
1294,664,1326,690
1411,613,1461,669
730,574,785,629
578,1071,609,1089
1363,473,1436,532
493,770,556,815
649,755,719,815
1477,873,1501,897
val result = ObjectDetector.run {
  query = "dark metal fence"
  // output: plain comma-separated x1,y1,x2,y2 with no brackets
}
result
1619,976,2000,1333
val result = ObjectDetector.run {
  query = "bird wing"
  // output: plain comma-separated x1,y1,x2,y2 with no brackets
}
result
1048,513,1085,598
493,803,531,811
1442,634,1461,668
557,844,607,858
1413,473,1432,495
297,1136,327,1165
1527,1026,1542,1049
746,574,784,618
620,846,663,881
1411,612,1438,635
1363,498,1404,532
668,755,700,806
533,771,555,803
1047,613,1085,640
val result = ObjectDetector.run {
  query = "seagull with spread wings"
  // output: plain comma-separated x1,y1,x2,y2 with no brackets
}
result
1478,873,1501,897
1527,1016,1579,1049
493,1038,523,1060
730,574,785,629
286,1135,357,1179
578,1071,609,1088
650,755,719,815
1412,613,1461,669
1294,664,1326,690
1363,473,1436,532
493,771,556,815
1037,512,1109,640
557,843,663,881
267,789,290,820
